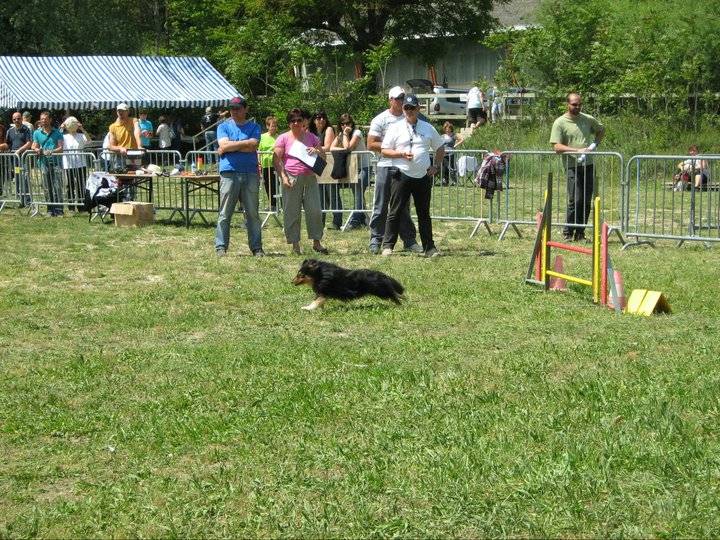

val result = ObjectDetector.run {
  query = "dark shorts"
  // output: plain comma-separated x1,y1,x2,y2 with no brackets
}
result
468,108,487,124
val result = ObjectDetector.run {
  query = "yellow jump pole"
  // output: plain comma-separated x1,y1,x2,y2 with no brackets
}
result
592,196,601,303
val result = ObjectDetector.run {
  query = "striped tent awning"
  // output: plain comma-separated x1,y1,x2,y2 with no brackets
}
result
0,56,241,110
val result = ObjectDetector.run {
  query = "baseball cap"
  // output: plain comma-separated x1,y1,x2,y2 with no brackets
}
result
403,94,420,108
116,103,129,111
388,86,405,99
229,96,248,108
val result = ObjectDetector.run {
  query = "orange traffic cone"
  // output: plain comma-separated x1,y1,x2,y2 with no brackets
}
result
550,255,567,291
608,270,626,310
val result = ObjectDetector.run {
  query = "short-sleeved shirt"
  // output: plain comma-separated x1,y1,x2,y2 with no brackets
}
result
139,119,153,148
216,118,261,174
467,87,484,110
382,119,444,178
550,112,603,165
275,131,320,176
258,132,276,168
109,117,139,149
368,110,405,168
6,125,32,151
33,128,63,166
62,133,88,169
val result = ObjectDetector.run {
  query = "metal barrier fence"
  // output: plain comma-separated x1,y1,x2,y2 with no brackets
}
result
23,151,97,215
316,150,374,231
432,148,494,235
0,153,25,211
497,150,624,240
622,154,720,247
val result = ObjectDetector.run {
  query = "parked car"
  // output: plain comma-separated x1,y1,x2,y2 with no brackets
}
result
430,86,468,115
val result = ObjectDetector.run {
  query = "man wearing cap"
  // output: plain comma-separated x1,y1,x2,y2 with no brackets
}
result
107,103,142,155
380,94,445,258
214,96,264,257
366,85,422,255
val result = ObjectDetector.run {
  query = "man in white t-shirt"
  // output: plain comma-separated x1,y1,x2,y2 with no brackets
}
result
367,85,422,255
380,94,445,258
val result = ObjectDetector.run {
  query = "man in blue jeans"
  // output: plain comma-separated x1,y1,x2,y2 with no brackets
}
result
215,96,264,257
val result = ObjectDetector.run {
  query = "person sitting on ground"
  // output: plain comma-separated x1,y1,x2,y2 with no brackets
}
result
330,113,370,229
676,145,710,190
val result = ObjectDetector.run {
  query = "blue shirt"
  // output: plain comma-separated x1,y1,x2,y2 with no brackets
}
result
139,119,153,148
33,128,63,166
217,118,260,173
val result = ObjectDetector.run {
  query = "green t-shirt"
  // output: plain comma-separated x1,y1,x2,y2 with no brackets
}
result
549,112,603,165
258,132,276,168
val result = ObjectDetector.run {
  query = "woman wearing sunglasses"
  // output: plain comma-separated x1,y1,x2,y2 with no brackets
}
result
273,108,329,255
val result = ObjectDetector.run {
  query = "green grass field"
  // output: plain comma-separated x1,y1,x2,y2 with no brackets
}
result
1,210,719,537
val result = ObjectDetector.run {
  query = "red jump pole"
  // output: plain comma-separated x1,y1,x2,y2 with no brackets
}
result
546,241,593,255
601,222,609,306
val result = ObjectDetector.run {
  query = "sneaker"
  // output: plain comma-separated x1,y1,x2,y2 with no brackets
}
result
573,233,587,242
216,249,227,258
381,248,393,257
369,244,380,255
404,243,424,254
425,247,441,258
252,249,265,257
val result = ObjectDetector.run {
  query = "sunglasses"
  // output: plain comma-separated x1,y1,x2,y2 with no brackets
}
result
289,118,303,124
569,102,582,107
392,95,406,101
403,105,418,111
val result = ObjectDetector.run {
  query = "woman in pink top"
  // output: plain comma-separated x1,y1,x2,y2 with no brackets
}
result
273,108,328,255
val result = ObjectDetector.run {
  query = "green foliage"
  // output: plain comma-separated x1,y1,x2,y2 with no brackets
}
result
489,0,720,114
1,213,719,536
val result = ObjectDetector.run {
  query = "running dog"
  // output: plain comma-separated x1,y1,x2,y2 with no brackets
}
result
292,259,405,310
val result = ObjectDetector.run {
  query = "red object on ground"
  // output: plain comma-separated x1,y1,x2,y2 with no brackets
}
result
608,270,626,310
549,255,567,291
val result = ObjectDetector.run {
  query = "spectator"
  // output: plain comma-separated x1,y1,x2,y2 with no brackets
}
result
466,86,487,128
367,85,422,255
489,85,503,123
107,103,142,155
155,116,173,150
22,111,34,132
31,111,64,216
550,92,605,242
380,94,444,258
214,96,264,257
676,145,710,190
439,121,463,185
5,111,33,206
201,106,219,157
0,123,7,151
330,113,369,229
138,110,153,149
60,116,91,209
273,107,328,255
170,116,184,152
258,115,279,211
309,110,342,230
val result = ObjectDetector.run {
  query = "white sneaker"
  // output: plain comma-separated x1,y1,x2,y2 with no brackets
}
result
405,243,424,254
425,247,441,258
381,248,393,257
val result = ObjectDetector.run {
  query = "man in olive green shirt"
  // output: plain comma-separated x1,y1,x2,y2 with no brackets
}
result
550,92,605,241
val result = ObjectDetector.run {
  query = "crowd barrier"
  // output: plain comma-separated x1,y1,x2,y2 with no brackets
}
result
0,153,25,212
622,154,720,247
2,146,718,248
497,150,624,240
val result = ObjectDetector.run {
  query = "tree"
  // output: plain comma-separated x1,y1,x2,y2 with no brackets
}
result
248,0,505,75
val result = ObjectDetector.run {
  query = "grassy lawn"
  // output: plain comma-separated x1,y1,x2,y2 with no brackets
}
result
1,210,719,537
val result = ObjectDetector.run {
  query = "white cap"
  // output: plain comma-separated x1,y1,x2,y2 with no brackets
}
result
388,86,405,99
116,103,129,111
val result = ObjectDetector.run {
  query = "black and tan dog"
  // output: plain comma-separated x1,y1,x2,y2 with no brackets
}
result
292,259,405,310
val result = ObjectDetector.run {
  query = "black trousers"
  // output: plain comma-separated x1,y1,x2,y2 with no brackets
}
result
564,163,594,237
383,170,434,251
261,166,278,210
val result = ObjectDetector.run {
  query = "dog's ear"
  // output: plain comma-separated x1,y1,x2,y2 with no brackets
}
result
305,259,319,269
